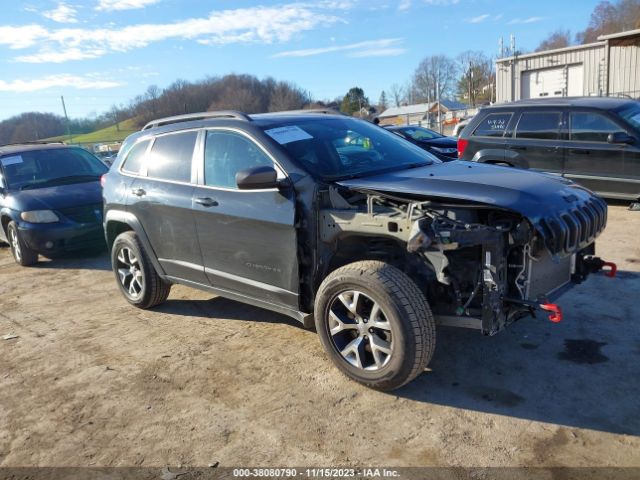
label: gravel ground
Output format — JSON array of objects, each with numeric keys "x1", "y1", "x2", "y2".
[{"x1": 0, "y1": 204, "x2": 639, "y2": 468}]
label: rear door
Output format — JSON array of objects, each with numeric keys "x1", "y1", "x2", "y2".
[
  {"x1": 191, "y1": 128, "x2": 299, "y2": 309},
  {"x1": 127, "y1": 129, "x2": 207, "y2": 284},
  {"x1": 564, "y1": 110, "x2": 630, "y2": 197},
  {"x1": 509, "y1": 109, "x2": 564, "y2": 174},
  {"x1": 463, "y1": 111, "x2": 514, "y2": 161}
]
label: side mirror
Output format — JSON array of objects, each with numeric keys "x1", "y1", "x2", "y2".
[
  {"x1": 607, "y1": 132, "x2": 635, "y2": 144},
  {"x1": 236, "y1": 165, "x2": 279, "y2": 190}
]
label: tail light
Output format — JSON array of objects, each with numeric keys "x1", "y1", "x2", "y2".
[
  {"x1": 457, "y1": 138, "x2": 469, "y2": 158},
  {"x1": 100, "y1": 174, "x2": 106, "y2": 188}
]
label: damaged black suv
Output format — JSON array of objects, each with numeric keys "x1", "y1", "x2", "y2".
[{"x1": 103, "y1": 110, "x2": 612, "y2": 391}]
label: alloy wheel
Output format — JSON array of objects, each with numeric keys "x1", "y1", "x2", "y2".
[
  {"x1": 9, "y1": 228, "x2": 21, "y2": 263},
  {"x1": 116, "y1": 247, "x2": 144, "y2": 298},
  {"x1": 327, "y1": 290, "x2": 394, "y2": 371}
]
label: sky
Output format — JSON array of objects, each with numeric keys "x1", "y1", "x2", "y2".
[{"x1": 0, "y1": 0, "x2": 603, "y2": 121}]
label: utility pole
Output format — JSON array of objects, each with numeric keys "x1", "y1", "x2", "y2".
[
  {"x1": 436, "y1": 79, "x2": 442, "y2": 135},
  {"x1": 60, "y1": 96, "x2": 73, "y2": 144}
]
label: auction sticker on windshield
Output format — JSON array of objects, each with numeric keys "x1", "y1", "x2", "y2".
[
  {"x1": 264, "y1": 126, "x2": 313, "y2": 144},
  {"x1": 1, "y1": 155, "x2": 24, "y2": 166}
]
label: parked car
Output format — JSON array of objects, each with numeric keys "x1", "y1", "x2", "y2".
[
  {"x1": 453, "y1": 118, "x2": 471, "y2": 137},
  {"x1": 383, "y1": 125, "x2": 458, "y2": 161},
  {"x1": 103, "y1": 110, "x2": 612, "y2": 390},
  {"x1": 458, "y1": 97, "x2": 640, "y2": 201},
  {"x1": 0, "y1": 143, "x2": 108, "y2": 265}
]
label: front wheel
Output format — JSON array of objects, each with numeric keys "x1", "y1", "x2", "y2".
[
  {"x1": 7, "y1": 221, "x2": 38, "y2": 266},
  {"x1": 315, "y1": 260, "x2": 436, "y2": 391},
  {"x1": 111, "y1": 231, "x2": 171, "y2": 309}
]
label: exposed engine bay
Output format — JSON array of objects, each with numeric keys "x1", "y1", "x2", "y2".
[{"x1": 317, "y1": 186, "x2": 613, "y2": 335}]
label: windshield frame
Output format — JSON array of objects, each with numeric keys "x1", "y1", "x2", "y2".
[
  {"x1": 1, "y1": 147, "x2": 108, "y2": 191},
  {"x1": 617, "y1": 103, "x2": 640, "y2": 131},
  {"x1": 260, "y1": 117, "x2": 439, "y2": 181}
]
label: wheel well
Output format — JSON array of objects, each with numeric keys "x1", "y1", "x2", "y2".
[
  {"x1": 106, "y1": 221, "x2": 133, "y2": 249},
  {"x1": 1, "y1": 215, "x2": 12, "y2": 237},
  {"x1": 322, "y1": 235, "x2": 434, "y2": 293}
]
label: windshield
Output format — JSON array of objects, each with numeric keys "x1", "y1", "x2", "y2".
[
  {"x1": 263, "y1": 117, "x2": 438, "y2": 179},
  {"x1": 400, "y1": 126, "x2": 443, "y2": 141},
  {"x1": 618, "y1": 104, "x2": 640, "y2": 130},
  {"x1": 1, "y1": 147, "x2": 108, "y2": 190}
]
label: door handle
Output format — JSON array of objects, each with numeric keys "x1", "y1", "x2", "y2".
[
  {"x1": 131, "y1": 188, "x2": 146, "y2": 196},
  {"x1": 570, "y1": 149, "x2": 590, "y2": 155},
  {"x1": 194, "y1": 197, "x2": 218, "y2": 207}
]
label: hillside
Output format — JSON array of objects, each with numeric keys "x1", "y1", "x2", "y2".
[{"x1": 44, "y1": 118, "x2": 139, "y2": 144}]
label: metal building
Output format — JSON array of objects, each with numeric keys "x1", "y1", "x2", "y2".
[{"x1": 496, "y1": 28, "x2": 640, "y2": 103}]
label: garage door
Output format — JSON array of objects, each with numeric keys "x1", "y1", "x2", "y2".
[{"x1": 521, "y1": 65, "x2": 584, "y2": 99}]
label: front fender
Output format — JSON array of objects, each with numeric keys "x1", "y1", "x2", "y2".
[
  {"x1": 104, "y1": 209, "x2": 167, "y2": 277},
  {"x1": 0, "y1": 207, "x2": 19, "y2": 242}
]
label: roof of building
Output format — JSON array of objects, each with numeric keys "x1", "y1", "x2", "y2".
[
  {"x1": 379, "y1": 100, "x2": 468, "y2": 118},
  {"x1": 598, "y1": 28, "x2": 640, "y2": 41}
]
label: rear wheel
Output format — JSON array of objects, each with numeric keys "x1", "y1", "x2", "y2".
[
  {"x1": 111, "y1": 231, "x2": 171, "y2": 309},
  {"x1": 315, "y1": 260, "x2": 435, "y2": 391},
  {"x1": 8, "y1": 221, "x2": 38, "y2": 266}
]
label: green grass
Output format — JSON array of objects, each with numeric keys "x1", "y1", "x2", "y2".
[{"x1": 42, "y1": 118, "x2": 140, "y2": 144}]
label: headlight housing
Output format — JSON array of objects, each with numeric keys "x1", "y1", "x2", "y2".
[
  {"x1": 431, "y1": 146, "x2": 458, "y2": 155},
  {"x1": 20, "y1": 210, "x2": 59, "y2": 223}
]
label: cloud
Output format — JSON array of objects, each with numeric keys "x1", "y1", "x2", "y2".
[
  {"x1": 398, "y1": 0, "x2": 411, "y2": 11},
  {"x1": 508, "y1": 16, "x2": 544, "y2": 25},
  {"x1": 0, "y1": 74, "x2": 123, "y2": 92},
  {"x1": 349, "y1": 48, "x2": 407, "y2": 57},
  {"x1": 95, "y1": 0, "x2": 161, "y2": 11},
  {"x1": 467, "y1": 13, "x2": 490, "y2": 24},
  {"x1": 0, "y1": 4, "x2": 342, "y2": 63},
  {"x1": 273, "y1": 38, "x2": 404, "y2": 58},
  {"x1": 42, "y1": 3, "x2": 78, "y2": 23}
]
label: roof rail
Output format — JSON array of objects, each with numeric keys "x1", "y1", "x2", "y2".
[
  {"x1": 142, "y1": 110, "x2": 252, "y2": 130},
  {"x1": 269, "y1": 108, "x2": 345, "y2": 116},
  {"x1": 0, "y1": 141, "x2": 66, "y2": 147}
]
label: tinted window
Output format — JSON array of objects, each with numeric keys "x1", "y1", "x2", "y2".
[
  {"x1": 261, "y1": 117, "x2": 436, "y2": 180},
  {"x1": 618, "y1": 104, "x2": 640, "y2": 130},
  {"x1": 570, "y1": 112, "x2": 624, "y2": 142},
  {"x1": 146, "y1": 131, "x2": 197, "y2": 182},
  {"x1": 121, "y1": 140, "x2": 150, "y2": 174},
  {"x1": 515, "y1": 112, "x2": 561, "y2": 140},
  {"x1": 204, "y1": 131, "x2": 274, "y2": 189},
  {"x1": 472, "y1": 113, "x2": 512, "y2": 137},
  {"x1": 1, "y1": 147, "x2": 107, "y2": 190},
  {"x1": 400, "y1": 126, "x2": 441, "y2": 140}
]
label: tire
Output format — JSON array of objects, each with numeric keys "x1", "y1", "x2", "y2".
[
  {"x1": 7, "y1": 221, "x2": 38, "y2": 266},
  {"x1": 314, "y1": 260, "x2": 435, "y2": 391},
  {"x1": 111, "y1": 231, "x2": 171, "y2": 309}
]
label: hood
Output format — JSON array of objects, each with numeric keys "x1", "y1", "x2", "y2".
[
  {"x1": 7, "y1": 181, "x2": 102, "y2": 212},
  {"x1": 338, "y1": 161, "x2": 607, "y2": 256}
]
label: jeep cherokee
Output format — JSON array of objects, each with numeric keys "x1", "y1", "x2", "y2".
[{"x1": 103, "y1": 110, "x2": 613, "y2": 390}]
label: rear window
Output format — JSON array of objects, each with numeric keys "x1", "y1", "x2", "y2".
[
  {"x1": 146, "y1": 131, "x2": 197, "y2": 183},
  {"x1": 515, "y1": 111, "x2": 561, "y2": 140},
  {"x1": 472, "y1": 112, "x2": 512, "y2": 137},
  {"x1": 121, "y1": 140, "x2": 150, "y2": 174}
]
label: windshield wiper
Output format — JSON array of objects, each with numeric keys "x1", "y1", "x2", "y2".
[{"x1": 20, "y1": 175, "x2": 101, "y2": 190}]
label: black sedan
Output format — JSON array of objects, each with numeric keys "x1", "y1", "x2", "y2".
[
  {"x1": 384, "y1": 125, "x2": 458, "y2": 161},
  {"x1": 0, "y1": 143, "x2": 108, "y2": 266}
]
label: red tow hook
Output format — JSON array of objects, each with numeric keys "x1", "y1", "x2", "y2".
[
  {"x1": 602, "y1": 261, "x2": 617, "y2": 278},
  {"x1": 540, "y1": 303, "x2": 563, "y2": 323}
]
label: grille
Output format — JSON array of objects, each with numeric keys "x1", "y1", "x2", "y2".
[
  {"x1": 539, "y1": 196, "x2": 607, "y2": 256},
  {"x1": 58, "y1": 203, "x2": 103, "y2": 224}
]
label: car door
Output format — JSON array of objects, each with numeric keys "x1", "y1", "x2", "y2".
[
  {"x1": 509, "y1": 109, "x2": 564, "y2": 174},
  {"x1": 127, "y1": 129, "x2": 208, "y2": 284},
  {"x1": 191, "y1": 128, "x2": 299, "y2": 309},
  {"x1": 564, "y1": 110, "x2": 630, "y2": 197}
]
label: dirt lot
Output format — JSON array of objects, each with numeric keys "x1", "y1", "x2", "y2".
[{"x1": 0, "y1": 204, "x2": 639, "y2": 468}]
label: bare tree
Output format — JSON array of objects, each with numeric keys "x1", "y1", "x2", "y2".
[
  {"x1": 389, "y1": 83, "x2": 406, "y2": 107},
  {"x1": 456, "y1": 51, "x2": 494, "y2": 106},
  {"x1": 536, "y1": 29, "x2": 572, "y2": 52},
  {"x1": 577, "y1": 0, "x2": 640, "y2": 43},
  {"x1": 411, "y1": 55, "x2": 458, "y2": 103}
]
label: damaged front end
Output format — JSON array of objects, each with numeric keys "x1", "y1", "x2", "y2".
[{"x1": 320, "y1": 185, "x2": 612, "y2": 336}]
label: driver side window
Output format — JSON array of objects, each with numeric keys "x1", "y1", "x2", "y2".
[{"x1": 204, "y1": 131, "x2": 275, "y2": 189}]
